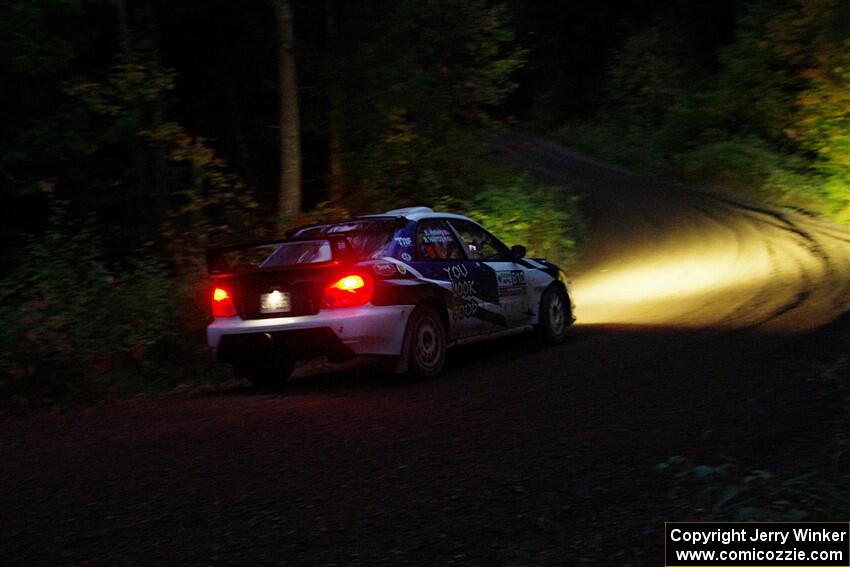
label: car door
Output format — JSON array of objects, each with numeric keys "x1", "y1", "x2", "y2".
[
  {"x1": 448, "y1": 219, "x2": 534, "y2": 333},
  {"x1": 409, "y1": 219, "x2": 483, "y2": 339}
]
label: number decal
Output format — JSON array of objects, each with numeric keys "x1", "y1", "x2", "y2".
[{"x1": 496, "y1": 270, "x2": 527, "y2": 297}]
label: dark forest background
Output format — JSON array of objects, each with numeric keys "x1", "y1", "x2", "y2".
[{"x1": 0, "y1": 0, "x2": 847, "y2": 404}]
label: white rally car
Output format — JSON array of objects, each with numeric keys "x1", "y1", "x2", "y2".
[{"x1": 206, "y1": 207, "x2": 575, "y2": 386}]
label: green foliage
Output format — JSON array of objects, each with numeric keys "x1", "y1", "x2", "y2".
[
  {"x1": 0, "y1": 1, "x2": 80, "y2": 75},
  {"x1": 352, "y1": 128, "x2": 507, "y2": 210},
  {"x1": 338, "y1": 0, "x2": 525, "y2": 131},
  {"x1": 554, "y1": 0, "x2": 850, "y2": 223},
  {"x1": 464, "y1": 181, "x2": 581, "y2": 267},
  {"x1": 344, "y1": 121, "x2": 584, "y2": 269},
  {"x1": 334, "y1": 0, "x2": 527, "y2": 210},
  {"x1": 606, "y1": 25, "x2": 687, "y2": 126},
  {"x1": 433, "y1": 178, "x2": 582, "y2": 267},
  {"x1": 658, "y1": 352, "x2": 850, "y2": 522},
  {"x1": 816, "y1": 353, "x2": 850, "y2": 453},
  {"x1": 0, "y1": 1, "x2": 91, "y2": 199},
  {"x1": 673, "y1": 138, "x2": 785, "y2": 193},
  {"x1": 658, "y1": 456, "x2": 849, "y2": 520},
  {"x1": 0, "y1": 203, "x2": 180, "y2": 404},
  {"x1": 0, "y1": 34, "x2": 264, "y2": 406},
  {"x1": 790, "y1": 23, "x2": 850, "y2": 219},
  {"x1": 555, "y1": 119, "x2": 668, "y2": 175},
  {"x1": 140, "y1": 120, "x2": 261, "y2": 265},
  {"x1": 68, "y1": 58, "x2": 261, "y2": 259}
]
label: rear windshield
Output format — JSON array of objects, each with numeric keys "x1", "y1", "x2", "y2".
[
  {"x1": 260, "y1": 240, "x2": 333, "y2": 268},
  {"x1": 291, "y1": 220, "x2": 395, "y2": 260},
  {"x1": 212, "y1": 240, "x2": 334, "y2": 272},
  {"x1": 208, "y1": 220, "x2": 398, "y2": 274}
]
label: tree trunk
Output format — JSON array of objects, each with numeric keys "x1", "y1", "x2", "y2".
[
  {"x1": 276, "y1": 0, "x2": 302, "y2": 219},
  {"x1": 113, "y1": 0, "x2": 132, "y2": 57},
  {"x1": 113, "y1": 0, "x2": 143, "y2": 249},
  {"x1": 325, "y1": 0, "x2": 345, "y2": 204},
  {"x1": 141, "y1": 1, "x2": 169, "y2": 224}
]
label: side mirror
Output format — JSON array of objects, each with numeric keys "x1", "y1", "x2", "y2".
[{"x1": 510, "y1": 244, "x2": 526, "y2": 261}]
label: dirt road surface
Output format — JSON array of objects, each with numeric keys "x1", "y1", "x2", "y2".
[{"x1": 1, "y1": 136, "x2": 848, "y2": 565}]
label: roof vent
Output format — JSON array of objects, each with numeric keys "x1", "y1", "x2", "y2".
[{"x1": 384, "y1": 206, "x2": 433, "y2": 216}]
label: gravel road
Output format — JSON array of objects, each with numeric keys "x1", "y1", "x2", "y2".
[{"x1": 2, "y1": 136, "x2": 848, "y2": 565}]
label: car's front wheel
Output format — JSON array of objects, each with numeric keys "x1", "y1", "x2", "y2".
[
  {"x1": 235, "y1": 353, "x2": 295, "y2": 388},
  {"x1": 406, "y1": 305, "x2": 447, "y2": 378},
  {"x1": 538, "y1": 286, "x2": 569, "y2": 344}
]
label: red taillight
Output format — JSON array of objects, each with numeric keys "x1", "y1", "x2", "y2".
[
  {"x1": 211, "y1": 286, "x2": 237, "y2": 317},
  {"x1": 322, "y1": 273, "x2": 373, "y2": 308}
]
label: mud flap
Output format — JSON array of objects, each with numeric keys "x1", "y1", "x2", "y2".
[{"x1": 392, "y1": 316, "x2": 414, "y2": 374}]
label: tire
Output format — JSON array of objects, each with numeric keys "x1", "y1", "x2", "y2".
[
  {"x1": 538, "y1": 286, "x2": 569, "y2": 345},
  {"x1": 235, "y1": 352, "x2": 295, "y2": 389},
  {"x1": 406, "y1": 305, "x2": 447, "y2": 379}
]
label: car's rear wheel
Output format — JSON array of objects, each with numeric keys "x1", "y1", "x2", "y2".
[
  {"x1": 406, "y1": 305, "x2": 447, "y2": 378},
  {"x1": 539, "y1": 286, "x2": 569, "y2": 345},
  {"x1": 235, "y1": 352, "x2": 295, "y2": 388}
]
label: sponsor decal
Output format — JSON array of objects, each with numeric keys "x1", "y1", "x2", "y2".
[
  {"x1": 440, "y1": 263, "x2": 485, "y2": 322},
  {"x1": 401, "y1": 252, "x2": 412, "y2": 261},
  {"x1": 422, "y1": 227, "x2": 454, "y2": 244},
  {"x1": 442, "y1": 263, "x2": 469, "y2": 281},
  {"x1": 394, "y1": 236, "x2": 413, "y2": 247},
  {"x1": 496, "y1": 270, "x2": 527, "y2": 297},
  {"x1": 496, "y1": 270, "x2": 525, "y2": 286},
  {"x1": 372, "y1": 263, "x2": 396, "y2": 276}
]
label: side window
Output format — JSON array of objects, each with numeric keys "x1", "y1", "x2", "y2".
[
  {"x1": 449, "y1": 220, "x2": 510, "y2": 262},
  {"x1": 415, "y1": 220, "x2": 463, "y2": 261}
]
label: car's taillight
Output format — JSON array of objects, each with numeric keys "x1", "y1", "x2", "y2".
[
  {"x1": 211, "y1": 286, "x2": 237, "y2": 317},
  {"x1": 322, "y1": 273, "x2": 373, "y2": 308}
]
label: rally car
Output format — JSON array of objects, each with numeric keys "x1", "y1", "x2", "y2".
[{"x1": 206, "y1": 206, "x2": 575, "y2": 386}]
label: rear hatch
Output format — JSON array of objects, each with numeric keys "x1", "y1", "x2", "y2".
[
  {"x1": 208, "y1": 238, "x2": 349, "y2": 319},
  {"x1": 206, "y1": 220, "x2": 398, "y2": 320}
]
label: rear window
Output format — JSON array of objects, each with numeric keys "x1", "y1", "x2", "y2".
[
  {"x1": 211, "y1": 240, "x2": 335, "y2": 273},
  {"x1": 208, "y1": 220, "x2": 398, "y2": 274},
  {"x1": 260, "y1": 240, "x2": 333, "y2": 268},
  {"x1": 291, "y1": 220, "x2": 395, "y2": 260}
]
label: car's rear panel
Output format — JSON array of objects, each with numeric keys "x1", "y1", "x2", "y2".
[
  {"x1": 205, "y1": 222, "x2": 419, "y2": 360},
  {"x1": 216, "y1": 264, "x2": 339, "y2": 320}
]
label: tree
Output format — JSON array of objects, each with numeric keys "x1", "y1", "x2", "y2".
[
  {"x1": 606, "y1": 25, "x2": 687, "y2": 127},
  {"x1": 276, "y1": 0, "x2": 302, "y2": 219},
  {"x1": 326, "y1": 0, "x2": 526, "y2": 209},
  {"x1": 324, "y1": 0, "x2": 345, "y2": 205},
  {"x1": 784, "y1": 0, "x2": 850, "y2": 216}
]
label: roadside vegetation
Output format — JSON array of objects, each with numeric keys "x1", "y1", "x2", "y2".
[
  {"x1": 0, "y1": 1, "x2": 581, "y2": 406},
  {"x1": 658, "y1": 344, "x2": 850, "y2": 521},
  {"x1": 658, "y1": 453, "x2": 849, "y2": 521},
  {"x1": 551, "y1": 0, "x2": 849, "y2": 223}
]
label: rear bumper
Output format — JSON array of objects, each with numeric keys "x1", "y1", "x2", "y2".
[{"x1": 207, "y1": 304, "x2": 412, "y2": 359}]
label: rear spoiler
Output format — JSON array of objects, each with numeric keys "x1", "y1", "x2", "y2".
[{"x1": 206, "y1": 236, "x2": 360, "y2": 275}]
